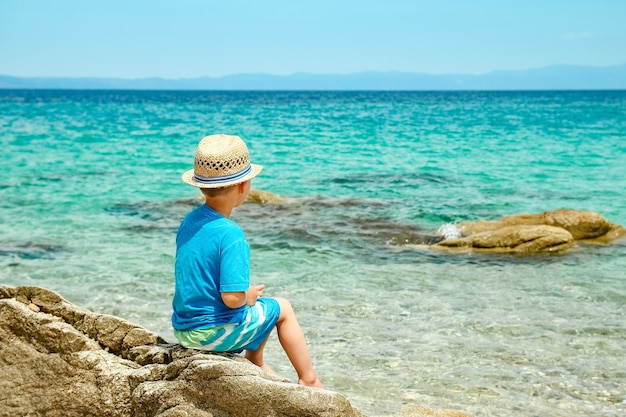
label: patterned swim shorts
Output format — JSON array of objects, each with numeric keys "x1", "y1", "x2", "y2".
[{"x1": 174, "y1": 298, "x2": 281, "y2": 353}]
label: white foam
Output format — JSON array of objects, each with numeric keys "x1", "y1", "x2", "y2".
[{"x1": 437, "y1": 222, "x2": 462, "y2": 240}]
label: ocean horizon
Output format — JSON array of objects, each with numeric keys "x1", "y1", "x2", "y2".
[
  {"x1": 2, "y1": 61, "x2": 626, "y2": 91},
  {"x1": 1, "y1": 89, "x2": 625, "y2": 416}
]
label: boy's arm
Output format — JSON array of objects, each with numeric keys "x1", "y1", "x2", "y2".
[{"x1": 221, "y1": 284, "x2": 265, "y2": 308}]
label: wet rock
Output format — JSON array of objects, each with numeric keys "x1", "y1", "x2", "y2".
[
  {"x1": 461, "y1": 209, "x2": 613, "y2": 240},
  {"x1": 0, "y1": 285, "x2": 468, "y2": 417},
  {"x1": 436, "y1": 225, "x2": 574, "y2": 252},
  {"x1": 434, "y1": 209, "x2": 625, "y2": 253}
]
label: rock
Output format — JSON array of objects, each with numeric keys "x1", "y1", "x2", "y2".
[
  {"x1": 245, "y1": 189, "x2": 286, "y2": 204},
  {"x1": 0, "y1": 285, "x2": 467, "y2": 417},
  {"x1": 436, "y1": 225, "x2": 574, "y2": 253},
  {"x1": 591, "y1": 223, "x2": 626, "y2": 243},
  {"x1": 434, "y1": 209, "x2": 625, "y2": 253},
  {"x1": 499, "y1": 209, "x2": 612, "y2": 240}
]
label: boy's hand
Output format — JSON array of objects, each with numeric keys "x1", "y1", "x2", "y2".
[{"x1": 246, "y1": 284, "x2": 265, "y2": 306}]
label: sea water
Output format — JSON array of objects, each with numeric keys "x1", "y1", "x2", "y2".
[{"x1": 1, "y1": 90, "x2": 625, "y2": 416}]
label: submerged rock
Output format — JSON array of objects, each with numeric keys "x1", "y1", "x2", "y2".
[
  {"x1": 0, "y1": 240, "x2": 65, "y2": 260},
  {"x1": 246, "y1": 189, "x2": 286, "y2": 204},
  {"x1": 0, "y1": 285, "x2": 468, "y2": 417},
  {"x1": 433, "y1": 209, "x2": 625, "y2": 253}
]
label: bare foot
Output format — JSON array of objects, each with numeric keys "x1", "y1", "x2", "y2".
[
  {"x1": 298, "y1": 376, "x2": 324, "y2": 389},
  {"x1": 259, "y1": 363, "x2": 276, "y2": 374}
]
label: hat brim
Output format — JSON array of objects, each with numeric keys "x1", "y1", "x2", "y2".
[{"x1": 182, "y1": 164, "x2": 263, "y2": 188}]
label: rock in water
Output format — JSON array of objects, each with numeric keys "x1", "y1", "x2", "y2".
[
  {"x1": 499, "y1": 209, "x2": 612, "y2": 240},
  {"x1": 434, "y1": 209, "x2": 625, "y2": 253},
  {"x1": 245, "y1": 189, "x2": 286, "y2": 204},
  {"x1": 436, "y1": 225, "x2": 574, "y2": 252}
]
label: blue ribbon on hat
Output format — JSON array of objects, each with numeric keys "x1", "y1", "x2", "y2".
[{"x1": 193, "y1": 164, "x2": 252, "y2": 184}]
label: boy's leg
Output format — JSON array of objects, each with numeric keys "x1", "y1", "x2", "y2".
[
  {"x1": 274, "y1": 297, "x2": 323, "y2": 388},
  {"x1": 245, "y1": 335, "x2": 275, "y2": 374}
]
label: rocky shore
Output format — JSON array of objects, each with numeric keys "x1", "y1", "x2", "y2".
[{"x1": 0, "y1": 285, "x2": 468, "y2": 417}]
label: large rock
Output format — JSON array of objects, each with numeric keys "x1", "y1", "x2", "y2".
[
  {"x1": 436, "y1": 224, "x2": 575, "y2": 252},
  {"x1": 0, "y1": 285, "x2": 468, "y2": 417},
  {"x1": 434, "y1": 209, "x2": 625, "y2": 253},
  {"x1": 459, "y1": 209, "x2": 614, "y2": 240}
]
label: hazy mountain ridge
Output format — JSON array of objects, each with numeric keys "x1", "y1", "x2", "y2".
[{"x1": 1, "y1": 63, "x2": 625, "y2": 90}]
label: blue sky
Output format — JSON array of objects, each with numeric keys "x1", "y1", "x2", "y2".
[{"x1": 1, "y1": 0, "x2": 625, "y2": 78}]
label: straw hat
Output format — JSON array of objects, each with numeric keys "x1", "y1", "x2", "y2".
[{"x1": 182, "y1": 134, "x2": 263, "y2": 188}]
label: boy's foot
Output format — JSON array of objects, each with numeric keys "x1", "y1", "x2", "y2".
[
  {"x1": 298, "y1": 376, "x2": 324, "y2": 389},
  {"x1": 260, "y1": 363, "x2": 276, "y2": 374}
]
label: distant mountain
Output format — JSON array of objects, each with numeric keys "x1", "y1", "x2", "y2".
[{"x1": 1, "y1": 63, "x2": 626, "y2": 90}]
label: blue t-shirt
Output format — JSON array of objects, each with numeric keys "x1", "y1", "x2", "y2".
[{"x1": 172, "y1": 204, "x2": 250, "y2": 330}]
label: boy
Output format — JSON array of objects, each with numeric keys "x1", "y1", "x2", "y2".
[{"x1": 172, "y1": 134, "x2": 322, "y2": 388}]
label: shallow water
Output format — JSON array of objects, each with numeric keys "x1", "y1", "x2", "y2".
[{"x1": 1, "y1": 90, "x2": 625, "y2": 416}]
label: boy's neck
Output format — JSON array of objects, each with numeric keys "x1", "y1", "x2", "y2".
[
  {"x1": 204, "y1": 197, "x2": 235, "y2": 218},
  {"x1": 203, "y1": 182, "x2": 249, "y2": 218}
]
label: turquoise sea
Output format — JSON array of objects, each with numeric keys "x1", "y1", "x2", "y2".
[{"x1": 1, "y1": 90, "x2": 625, "y2": 416}]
